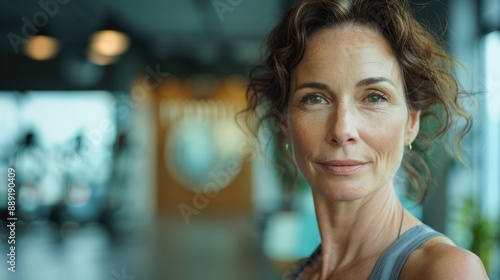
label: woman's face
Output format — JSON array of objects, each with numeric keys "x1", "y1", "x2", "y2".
[{"x1": 283, "y1": 24, "x2": 420, "y2": 201}]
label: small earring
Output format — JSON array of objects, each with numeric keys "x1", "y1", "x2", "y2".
[
  {"x1": 285, "y1": 143, "x2": 290, "y2": 150},
  {"x1": 409, "y1": 143, "x2": 412, "y2": 151}
]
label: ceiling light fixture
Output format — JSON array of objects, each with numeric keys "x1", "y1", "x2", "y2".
[
  {"x1": 24, "y1": 35, "x2": 60, "y2": 61},
  {"x1": 89, "y1": 29, "x2": 130, "y2": 57}
]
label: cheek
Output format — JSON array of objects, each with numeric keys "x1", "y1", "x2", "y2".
[
  {"x1": 362, "y1": 113, "x2": 407, "y2": 162},
  {"x1": 287, "y1": 113, "x2": 326, "y2": 162},
  {"x1": 289, "y1": 123, "x2": 314, "y2": 158}
]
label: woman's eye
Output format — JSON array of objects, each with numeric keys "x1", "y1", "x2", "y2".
[
  {"x1": 365, "y1": 92, "x2": 387, "y2": 104},
  {"x1": 301, "y1": 94, "x2": 326, "y2": 105}
]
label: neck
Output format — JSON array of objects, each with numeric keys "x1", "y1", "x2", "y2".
[{"x1": 313, "y1": 181, "x2": 404, "y2": 277}]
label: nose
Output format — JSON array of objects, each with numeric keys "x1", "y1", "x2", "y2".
[{"x1": 327, "y1": 104, "x2": 359, "y2": 146}]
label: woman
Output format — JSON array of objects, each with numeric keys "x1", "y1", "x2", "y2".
[{"x1": 244, "y1": 0, "x2": 489, "y2": 279}]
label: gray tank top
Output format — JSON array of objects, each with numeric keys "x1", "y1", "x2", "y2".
[{"x1": 290, "y1": 224, "x2": 445, "y2": 280}]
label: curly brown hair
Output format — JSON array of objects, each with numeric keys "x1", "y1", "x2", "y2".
[{"x1": 242, "y1": 0, "x2": 472, "y2": 203}]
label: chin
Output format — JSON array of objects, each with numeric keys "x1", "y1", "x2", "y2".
[{"x1": 310, "y1": 180, "x2": 371, "y2": 202}]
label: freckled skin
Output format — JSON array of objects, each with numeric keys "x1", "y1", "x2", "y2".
[
  {"x1": 283, "y1": 24, "x2": 420, "y2": 202},
  {"x1": 279, "y1": 23, "x2": 489, "y2": 280}
]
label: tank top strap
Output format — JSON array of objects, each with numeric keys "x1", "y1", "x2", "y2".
[
  {"x1": 290, "y1": 224, "x2": 444, "y2": 280},
  {"x1": 368, "y1": 224, "x2": 445, "y2": 280}
]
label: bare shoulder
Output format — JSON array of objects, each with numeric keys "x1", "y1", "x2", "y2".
[{"x1": 402, "y1": 237, "x2": 489, "y2": 280}]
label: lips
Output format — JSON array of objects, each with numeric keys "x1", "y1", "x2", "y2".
[{"x1": 318, "y1": 160, "x2": 366, "y2": 175}]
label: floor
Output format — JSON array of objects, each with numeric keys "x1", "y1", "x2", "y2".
[{"x1": 0, "y1": 215, "x2": 287, "y2": 280}]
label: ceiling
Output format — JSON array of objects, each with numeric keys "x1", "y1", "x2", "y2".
[
  {"x1": 0, "y1": 0, "x2": 288, "y2": 90},
  {"x1": 0, "y1": 0, "x2": 284, "y2": 58},
  {"x1": 0, "y1": 0, "x2": 449, "y2": 90}
]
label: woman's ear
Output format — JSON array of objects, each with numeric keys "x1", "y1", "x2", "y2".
[{"x1": 406, "y1": 110, "x2": 421, "y2": 144}]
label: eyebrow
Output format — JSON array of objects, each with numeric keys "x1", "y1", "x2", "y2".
[
  {"x1": 295, "y1": 82, "x2": 330, "y2": 91},
  {"x1": 355, "y1": 77, "x2": 395, "y2": 88},
  {"x1": 294, "y1": 77, "x2": 395, "y2": 92}
]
